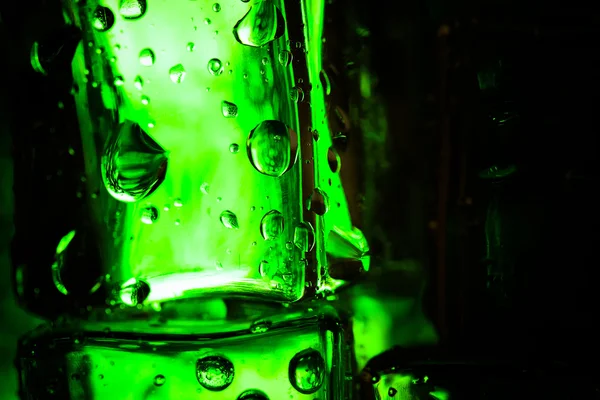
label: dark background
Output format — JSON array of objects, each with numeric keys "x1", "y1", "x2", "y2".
[
  {"x1": 1, "y1": 0, "x2": 599, "y2": 398},
  {"x1": 330, "y1": 0, "x2": 600, "y2": 363}
]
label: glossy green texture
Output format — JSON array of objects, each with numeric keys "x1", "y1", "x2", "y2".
[
  {"x1": 17, "y1": 303, "x2": 346, "y2": 399},
  {"x1": 69, "y1": 0, "x2": 307, "y2": 304},
  {"x1": 55, "y1": 0, "x2": 368, "y2": 309}
]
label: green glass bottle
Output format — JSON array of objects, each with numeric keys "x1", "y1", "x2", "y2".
[{"x1": 15, "y1": 0, "x2": 369, "y2": 398}]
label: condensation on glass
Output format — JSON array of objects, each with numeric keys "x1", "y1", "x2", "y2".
[
  {"x1": 16, "y1": 0, "x2": 367, "y2": 398},
  {"x1": 34, "y1": 0, "x2": 372, "y2": 310}
]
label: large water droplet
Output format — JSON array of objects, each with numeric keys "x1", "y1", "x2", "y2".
[
  {"x1": 196, "y1": 356, "x2": 234, "y2": 391},
  {"x1": 101, "y1": 121, "x2": 168, "y2": 203},
  {"x1": 221, "y1": 100, "x2": 238, "y2": 118},
  {"x1": 119, "y1": 0, "x2": 147, "y2": 19},
  {"x1": 153, "y1": 374, "x2": 166, "y2": 386},
  {"x1": 220, "y1": 210, "x2": 239, "y2": 229},
  {"x1": 91, "y1": 6, "x2": 115, "y2": 32},
  {"x1": 289, "y1": 349, "x2": 325, "y2": 394},
  {"x1": 139, "y1": 48, "x2": 155, "y2": 66},
  {"x1": 293, "y1": 222, "x2": 315, "y2": 252},
  {"x1": 169, "y1": 64, "x2": 186, "y2": 83},
  {"x1": 51, "y1": 230, "x2": 103, "y2": 297},
  {"x1": 260, "y1": 210, "x2": 284, "y2": 240},
  {"x1": 119, "y1": 279, "x2": 150, "y2": 306},
  {"x1": 247, "y1": 120, "x2": 298, "y2": 177},
  {"x1": 237, "y1": 390, "x2": 269, "y2": 400},
  {"x1": 208, "y1": 58, "x2": 224, "y2": 76},
  {"x1": 141, "y1": 205, "x2": 159, "y2": 224},
  {"x1": 307, "y1": 188, "x2": 329, "y2": 215},
  {"x1": 212, "y1": 3, "x2": 221, "y2": 12},
  {"x1": 278, "y1": 50, "x2": 292, "y2": 67},
  {"x1": 233, "y1": 2, "x2": 285, "y2": 47}
]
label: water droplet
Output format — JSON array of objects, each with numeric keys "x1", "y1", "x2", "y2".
[
  {"x1": 102, "y1": 121, "x2": 167, "y2": 202},
  {"x1": 204, "y1": 18, "x2": 212, "y2": 25},
  {"x1": 216, "y1": 196, "x2": 222, "y2": 202},
  {"x1": 278, "y1": 50, "x2": 292, "y2": 66},
  {"x1": 119, "y1": 0, "x2": 147, "y2": 19},
  {"x1": 196, "y1": 356, "x2": 234, "y2": 391},
  {"x1": 229, "y1": 143, "x2": 240, "y2": 153},
  {"x1": 320, "y1": 69, "x2": 331, "y2": 95},
  {"x1": 388, "y1": 387, "x2": 398, "y2": 396},
  {"x1": 173, "y1": 198, "x2": 183, "y2": 207},
  {"x1": 154, "y1": 374, "x2": 166, "y2": 386},
  {"x1": 119, "y1": 279, "x2": 150, "y2": 306},
  {"x1": 260, "y1": 210, "x2": 284, "y2": 240},
  {"x1": 141, "y1": 95, "x2": 150, "y2": 105},
  {"x1": 290, "y1": 86, "x2": 304, "y2": 103},
  {"x1": 261, "y1": 57, "x2": 269, "y2": 65},
  {"x1": 169, "y1": 64, "x2": 186, "y2": 83},
  {"x1": 208, "y1": 58, "x2": 224, "y2": 76},
  {"x1": 186, "y1": 42, "x2": 195, "y2": 52},
  {"x1": 134, "y1": 75, "x2": 144, "y2": 90},
  {"x1": 221, "y1": 100, "x2": 238, "y2": 118},
  {"x1": 311, "y1": 129, "x2": 320, "y2": 142},
  {"x1": 141, "y1": 206, "x2": 159, "y2": 224},
  {"x1": 174, "y1": 219, "x2": 181, "y2": 225},
  {"x1": 247, "y1": 120, "x2": 298, "y2": 177},
  {"x1": 289, "y1": 349, "x2": 325, "y2": 394},
  {"x1": 51, "y1": 230, "x2": 77, "y2": 295},
  {"x1": 212, "y1": 3, "x2": 221, "y2": 12},
  {"x1": 139, "y1": 48, "x2": 155, "y2": 66},
  {"x1": 200, "y1": 182, "x2": 210, "y2": 194},
  {"x1": 307, "y1": 188, "x2": 329, "y2": 215},
  {"x1": 113, "y1": 76, "x2": 125, "y2": 86},
  {"x1": 215, "y1": 261, "x2": 223, "y2": 270},
  {"x1": 220, "y1": 210, "x2": 239, "y2": 229},
  {"x1": 294, "y1": 222, "x2": 315, "y2": 252},
  {"x1": 91, "y1": 6, "x2": 115, "y2": 32},
  {"x1": 328, "y1": 147, "x2": 340, "y2": 172},
  {"x1": 259, "y1": 260, "x2": 270, "y2": 278},
  {"x1": 238, "y1": 390, "x2": 269, "y2": 400},
  {"x1": 233, "y1": 2, "x2": 285, "y2": 47},
  {"x1": 250, "y1": 320, "x2": 272, "y2": 333}
]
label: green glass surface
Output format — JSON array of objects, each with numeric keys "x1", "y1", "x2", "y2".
[
  {"x1": 39, "y1": 0, "x2": 370, "y2": 310},
  {"x1": 18, "y1": 302, "x2": 350, "y2": 399},
  {"x1": 17, "y1": 0, "x2": 370, "y2": 398}
]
